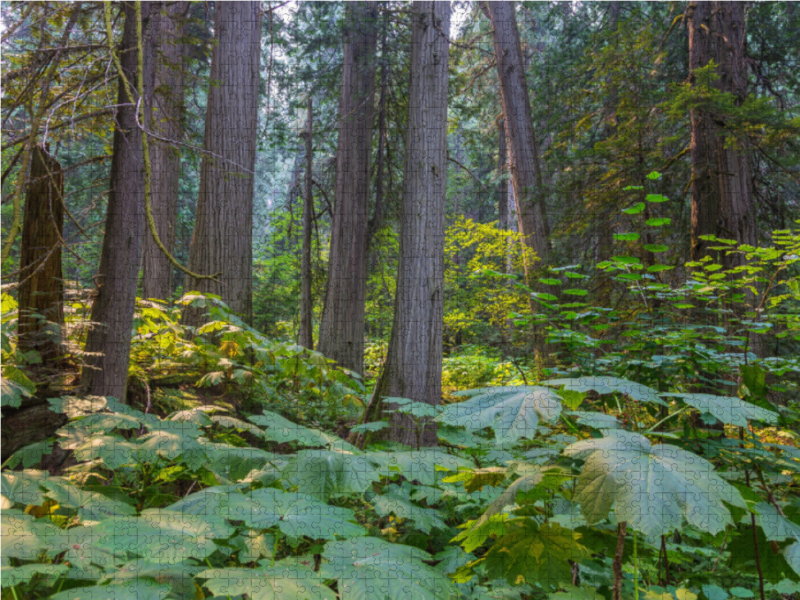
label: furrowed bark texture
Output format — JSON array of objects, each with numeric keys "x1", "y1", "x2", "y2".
[
  {"x1": 365, "y1": 1, "x2": 450, "y2": 447},
  {"x1": 483, "y1": 1, "x2": 549, "y2": 266},
  {"x1": 317, "y1": 1, "x2": 378, "y2": 375},
  {"x1": 299, "y1": 98, "x2": 314, "y2": 349},
  {"x1": 689, "y1": 1, "x2": 757, "y2": 265},
  {"x1": 141, "y1": 1, "x2": 188, "y2": 301},
  {"x1": 183, "y1": 2, "x2": 261, "y2": 326},
  {"x1": 81, "y1": 2, "x2": 156, "y2": 402},
  {"x1": 18, "y1": 146, "x2": 64, "y2": 361}
]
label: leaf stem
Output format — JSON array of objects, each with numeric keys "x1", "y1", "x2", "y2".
[{"x1": 645, "y1": 406, "x2": 689, "y2": 434}]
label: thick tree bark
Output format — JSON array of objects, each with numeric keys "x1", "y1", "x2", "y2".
[
  {"x1": 182, "y1": 2, "x2": 261, "y2": 327},
  {"x1": 363, "y1": 1, "x2": 450, "y2": 448},
  {"x1": 497, "y1": 119, "x2": 508, "y2": 231},
  {"x1": 299, "y1": 98, "x2": 314, "y2": 349},
  {"x1": 689, "y1": 1, "x2": 757, "y2": 265},
  {"x1": 367, "y1": 13, "x2": 389, "y2": 251},
  {"x1": 81, "y1": 2, "x2": 156, "y2": 402},
  {"x1": 18, "y1": 146, "x2": 64, "y2": 361},
  {"x1": 482, "y1": 1, "x2": 550, "y2": 268},
  {"x1": 317, "y1": 1, "x2": 378, "y2": 375},
  {"x1": 141, "y1": 1, "x2": 188, "y2": 301}
]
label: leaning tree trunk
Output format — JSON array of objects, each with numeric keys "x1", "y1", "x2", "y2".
[
  {"x1": 482, "y1": 1, "x2": 549, "y2": 269},
  {"x1": 18, "y1": 145, "x2": 64, "y2": 361},
  {"x1": 141, "y1": 1, "x2": 188, "y2": 302},
  {"x1": 317, "y1": 1, "x2": 378, "y2": 375},
  {"x1": 363, "y1": 1, "x2": 450, "y2": 448},
  {"x1": 182, "y1": 2, "x2": 261, "y2": 327},
  {"x1": 81, "y1": 2, "x2": 156, "y2": 402},
  {"x1": 298, "y1": 98, "x2": 314, "y2": 350}
]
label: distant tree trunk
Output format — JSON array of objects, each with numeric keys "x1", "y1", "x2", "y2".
[
  {"x1": 141, "y1": 1, "x2": 188, "y2": 301},
  {"x1": 182, "y1": 2, "x2": 261, "y2": 327},
  {"x1": 18, "y1": 146, "x2": 64, "y2": 361},
  {"x1": 497, "y1": 119, "x2": 508, "y2": 230},
  {"x1": 299, "y1": 98, "x2": 314, "y2": 349},
  {"x1": 367, "y1": 12, "x2": 389, "y2": 250},
  {"x1": 81, "y1": 2, "x2": 156, "y2": 402},
  {"x1": 596, "y1": 0, "x2": 620, "y2": 307},
  {"x1": 689, "y1": 1, "x2": 757, "y2": 265},
  {"x1": 363, "y1": 1, "x2": 450, "y2": 448},
  {"x1": 317, "y1": 1, "x2": 378, "y2": 375},
  {"x1": 482, "y1": 1, "x2": 549, "y2": 270}
]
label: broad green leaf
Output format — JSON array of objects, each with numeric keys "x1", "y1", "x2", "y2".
[
  {"x1": 646, "y1": 193, "x2": 668, "y2": 202},
  {"x1": 646, "y1": 218, "x2": 671, "y2": 226},
  {"x1": 434, "y1": 547, "x2": 474, "y2": 574},
  {"x1": 3, "y1": 440, "x2": 55, "y2": 469},
  {"x1": 135, "y1": 430, "x2": 208, "y2": 470},
  {"x1": 384, "y1": 396, "x2": 440, "y2": 418},
  {"x1": 754, "y1": 502, "x2": 800, "y2": 541},
  {"x1": 471, "y1": 521, "x2": 590, "y2": 589},
  {"x1": 438, "y1": 386, "x2": 562, "y2": 444},
  {"x1": 614, "y1": 233, "x2": 640, "y2": 242},
  {"x1": 90, "y1": 511, "x2": 233, "y2": 563},
  {"x1": 366, "y1": 450, "x2": 473, "y2": 486},
  {"x1": 48, "y1": 580, "x2": 171, "y2": 600},
  {"x1": 567, "y1": 411, "x2": 620, "y2": 430},
  {"x1": 1, "y1": 470, "x2": 56, "y2": 506},
  {"x1": 644, "y1": 244, "x2": 668, "y2": 253},
  {"x1": 647, "y1": 264, "x2": 674, "y2": 272},
  {"x1": 73, "y1": 435, "x2": 140, "y2": 469},
  {"x1": 282, "y1": 450, "x2": 379, "y2": 500},
  {"x1": 41, "y1": 479, "x2": 136, "y2": 520},
  {"x1": 321, "y1": 537, "x2": 459, "y2": 600},
  {"x1": 542, "y1": 377, "x2": 667, "y2": 406},
  {"x1": 0, "y1": 376, "x2": 32, "y2": 408},
  {"x1": 0, "y1": 563, "x2": 68, "y2": 586},
  {"x1": 623, "y1": 203, "x2": 645, "y2": 215},
  {"x1": 564, "y1": 431, "x2": 745, "y2": 537},
  {"x1": 200, "y1": 439, "x2": 275, "y2": 481},
  {"x1": 105, "y1": 560, "x2": 202, "y2": 600},
  {"x1": 198, "y1": 564, "x2": 333, "y2": 600},
  {"x1": 211, "y1": 415, "x2": 266, "y2": 437},
  {"x1": 453, "y1": 513, "x2": 509, "y2": 553},
  {"x1": 660, "y1": 393, "x2": 777, "y2": 427},
  {"x1": 373, "y1": 492, "x2": 447, "y2": 533},
  {"x1": 246, "y1": 487, "x2": 365, "y2": 539},
  {"x1": 248, "y1": 410, "x2": 347, "y2": 448}
]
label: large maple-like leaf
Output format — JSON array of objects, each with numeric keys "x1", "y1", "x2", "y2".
[
  {"x1": 198, "y1": 563, "x2": 334, "y2": 600},
  {"x1": 320, "y1": 537, "x2": 460, "y2": 600},
  {"x1": 438, "y1": 386, "x2": 562, "y2": 444},
  {"x1": 281, "y1": 450, "x2": 379, "y2": 500},
  {"x1": 660, "y1": 392, "x2": 778, "y2": 427},
  {"x1": 542, "y1": 376, "x2": 667, "y2": 406},
  {"x1": 564, "y1": 431, "x2": 745, "y2": 537},
  {"x1": 468, "y1": 521, "x2": 591, "y2": 590}
]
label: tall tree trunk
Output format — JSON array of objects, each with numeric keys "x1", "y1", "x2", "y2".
[
  {"x1": 367, "y1": 11, "x2": 389, "y2": 251},
  {"x1": 363, "y1": 1, "x2": 450, "y2": 448},
  {"x1": 18, "y1": 145, "x2": 64, "y2": 361},
  {"x1": 81, "y1": 2, "x2": 156, "y2": 402},
  {"x1": 596, "y1": 0, "x2": 620, "y2": 307},
  {"x1": 317, "y1": 1, "x2": 378, "y2": 375},
  {"x1": 182, "y1": 2, "x2": 261, "y2": 327},
  {"x1": 299, "y1": 98, "x2": 314, "y2": 349},
  {"x1": 689, "y1": 1, "x2": 757, "y2": 265},
  {"x1": 482, "y1": 1, "x2": 550, "y2": 270},
  {"x1": 141, "y1": 1, "x2": 188, "y2": 301},
  {"x1": 497, "y1": 118, "x2": 508, "y2": 231}
]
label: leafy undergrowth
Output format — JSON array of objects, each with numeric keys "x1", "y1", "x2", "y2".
[{"x1": 3, "y1": 374, "x2": 800, "y2": 600}]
